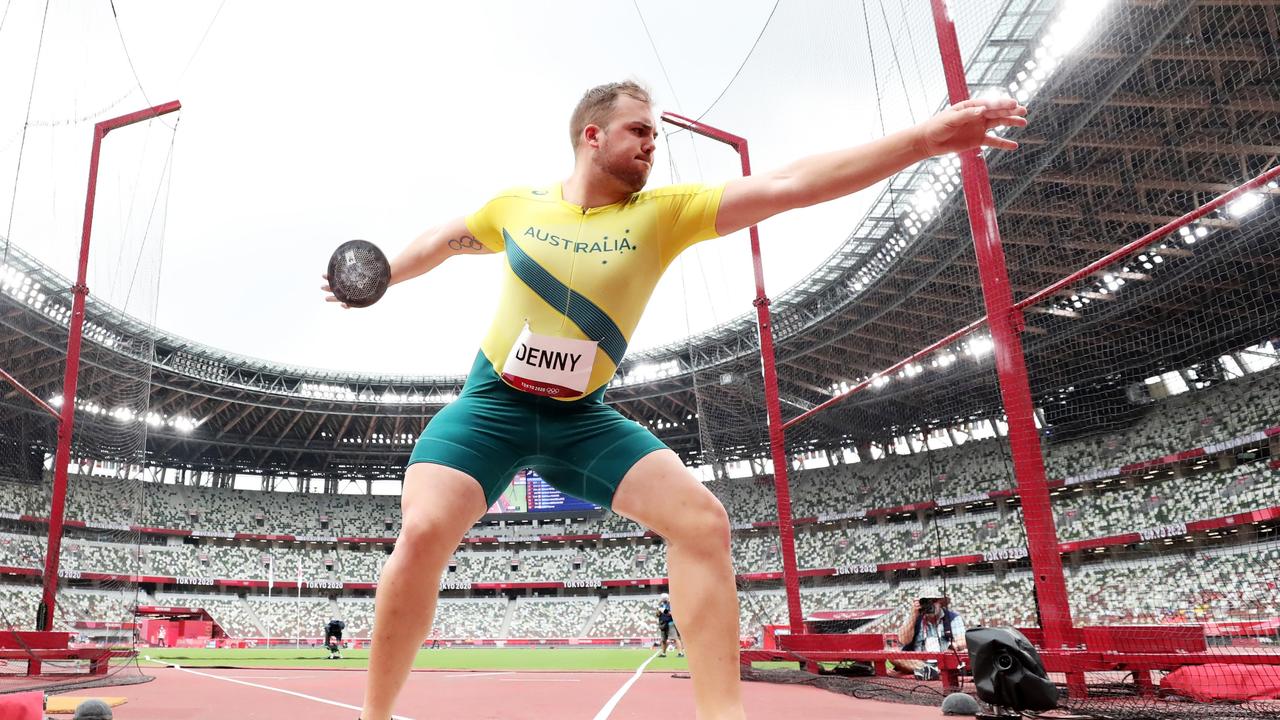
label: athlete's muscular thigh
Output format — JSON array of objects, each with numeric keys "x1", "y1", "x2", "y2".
[
  {"x1": 610, "y1": 449, "x2": 729, "y2": 542},
  {"x1": 399, "y1": 463, "x2": 489, "y2": 543}
]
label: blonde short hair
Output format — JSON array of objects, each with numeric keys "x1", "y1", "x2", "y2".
[{"x1": 569, "y1": 81, "x2": 652, "y2": 150}]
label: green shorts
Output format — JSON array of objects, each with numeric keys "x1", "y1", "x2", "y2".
[{"x1": 408, "y1": 352, "x2": 669, "y2": 510}]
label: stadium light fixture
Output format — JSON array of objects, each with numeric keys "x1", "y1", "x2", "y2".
[
  {"x1": 1225, "y1": 191, "x2": 1263, "y2": 218},
  {"x1": 1043, "y1": 1, "x2": 1112, "y2": 55},
  {"x1": 967, "y1": 336, "x2": 994, "y2": 357},
  {"x1": 1005, "y1": 0, "x2": 1112, "y2": 117}
]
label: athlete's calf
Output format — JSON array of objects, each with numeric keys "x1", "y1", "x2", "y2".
[
  {"x1": 361, "y1": 464, "x2": 488, "y2": 720},
  {"x1": 614, "y1": 450, "x2": 745, "y2": 720}
]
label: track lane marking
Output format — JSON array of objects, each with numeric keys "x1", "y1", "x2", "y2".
[
  {"x1": 591, "y1": 650, "x2": 661, "y2": 720},
  {"x1": 143, "y1": 656, "x2": 415, "y2": 720}
]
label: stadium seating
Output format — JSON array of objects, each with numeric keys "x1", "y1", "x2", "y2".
[
  {"x1": 249, "y1": 596, "x2": 335, "y2": 640},
  {"x1": 0, "y1": 585, "x2": 40, "y2": 629},
  {"x1": 153, "y1": 592, "x2": 262, "y2": 637},
  {"x1": 0, "y1": 459, "x2": 1272, "y2": 586},
  {"x1": 589, "y1": 594, "x2": 669, "y2": 638},
  {"x1": 507, "y1": 596, "x2": 597, "y2": 638},
  {"x1": 426, "y1": 599, "x2": 508, "y2": 638},
  {"x1": 0, "y1": 367, "x2": 1276, "y2": 643}
]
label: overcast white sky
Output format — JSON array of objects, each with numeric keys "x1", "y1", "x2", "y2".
[{"x1": 0, "y1": 1, "x2": 986, "y2": 376}]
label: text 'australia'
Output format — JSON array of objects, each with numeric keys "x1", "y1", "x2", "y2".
[{"x1": 525, "y1": 226, "x2": 635, "y2": 254}]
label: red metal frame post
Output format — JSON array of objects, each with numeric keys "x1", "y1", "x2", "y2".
[
  {"x1": 785, "y1": 163, "x2": 1280, "y2": 431},
  {"x1": 661, "y1": 111, "x2": 805, "y2": 636},
  {"x1": 927, "y1": 1, "x2": 1077, "y2": 653},
  {"x1": 38, "y1": 101, "x2": 180, "y2": 635},
  {"x1": 0, "y1": 366, "x2": 60, "y2": 419}
]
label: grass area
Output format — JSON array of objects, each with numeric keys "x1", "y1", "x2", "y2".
[{"x1": 138, "y1": 646, "x2": 701, "y2": 672}]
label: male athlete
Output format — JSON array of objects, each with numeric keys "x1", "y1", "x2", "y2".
[
  {"x1": 657, "y1": 592, "x2": 685, "y2": 658},
  {"x1": 325, "y1": 81, "x2": 1025, "y2": 720}
]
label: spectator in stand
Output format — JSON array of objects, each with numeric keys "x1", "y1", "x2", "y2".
[
  {"x1": 895, "y1": 586, "x2": 966, "y2": 680},
  {"x1": 656, "y1": 593, "x2": 684, "y2": 658}
]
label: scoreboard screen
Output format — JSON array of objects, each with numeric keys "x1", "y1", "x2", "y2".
[
  {"x1": 524, "y1": 470, "x2": 597, "y2": 512},
  {"x1": 487, "y1": 469, "x2": 598, "y2": 514}
]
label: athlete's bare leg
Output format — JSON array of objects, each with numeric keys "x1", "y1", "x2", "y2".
[
  {"x1": 612, "y1": 450, "x2": 744, "y2": 720},
  {"x1": 361, "y1": 464, "x2": 488, "y2": 720}
]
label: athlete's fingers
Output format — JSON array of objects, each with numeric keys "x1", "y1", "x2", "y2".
[
  {"x1": 988, "y1": 115, "x2": 1028, "y2": 129},
  {"x1": 981, "y1": 134, "x2": 1019, "y2": 151},
  {"x1": 952, "y1": 97, "x2": 1020, "y2": 114},
  {"x1": 982, "y1": 102, "x2": 1026, "y2": 119}
]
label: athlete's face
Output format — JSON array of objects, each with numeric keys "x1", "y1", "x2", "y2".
[{"x1": 594, "y1": 96, "x2": 657, "y2": 193}]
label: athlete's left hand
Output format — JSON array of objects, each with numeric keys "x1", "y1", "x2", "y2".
[
  {"x1": 320, "y1": 273, "x2": 350, "y2": 309},
  {"x1": 917, "y1": 97, "x2": 1027, "y2": 156}
]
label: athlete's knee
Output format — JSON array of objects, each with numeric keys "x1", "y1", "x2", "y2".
[
  {"x1": 396, "y1": 515, "x2": 463, "y2": 561},
  {"x1": 669, "y1": 492, "x2": 731, "y2": 553},
  {"x1": 396, "y1": 464, "x2": 486, "y2": 558},
  {"x1": 396, "y1": 513, "x2": 468, "y2": 561}
]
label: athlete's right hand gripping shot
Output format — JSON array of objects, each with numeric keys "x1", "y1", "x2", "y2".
[{"x1": 323, "y1": 81, "x2": 1026, "y2": 720}]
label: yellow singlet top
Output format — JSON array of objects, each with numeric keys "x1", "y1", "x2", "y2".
[{"x1": 465, "y1": 182, "x2": 725, "y2": 400}]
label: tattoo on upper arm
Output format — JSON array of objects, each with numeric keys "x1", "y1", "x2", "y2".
[{"x1": 447, "y1": 235, "x2": 487, "y2": 253}]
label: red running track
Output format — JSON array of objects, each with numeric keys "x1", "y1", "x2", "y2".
[{"x1": 96, "y1": 666, "x2": 943, "y2": 719}]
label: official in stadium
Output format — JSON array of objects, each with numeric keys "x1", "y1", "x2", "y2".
[
  {"x1": 656, "y1": 592, "x2": 685, "y2": 658},
  {"x1": 325, "y1": 81, "x2": 1024, "y2": 720},
  {"x1": 325, "y1": 618, "x2": 346, "y2": 660},
  {"x1": 894, "y1": 586, "x2": 966, "y2": 680}
]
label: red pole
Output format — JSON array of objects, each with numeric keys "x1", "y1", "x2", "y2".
[
  {"x1": 784, "y1": 316, "x2": 988, "y2": 430},
  {"x1": 1015, "y1": 164, "x2": 1280, "y2": 311},
  {"x1": 0, "y1": 366, "x2": 59, "y2": 419},
  {"x1": 661, "y1": 112, "x2": 806, "y2": 635},
  {"x1": 927, "y1": 0, "x2": 1077, "y2": 654},
  {"x1": 38, "y1": 100, "x2": 180, "y2": 634},
  {"x1": 784, "y1": 164, "x2": 1280, "y2": 431}
]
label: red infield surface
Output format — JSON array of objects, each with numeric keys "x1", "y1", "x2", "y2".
[{"x1": 90, "y1": 665, "x2": 942, "y2": 719}]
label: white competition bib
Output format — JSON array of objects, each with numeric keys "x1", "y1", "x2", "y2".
[{"x1": 502, "y1": 324, "x2": 598, "y2": 398}]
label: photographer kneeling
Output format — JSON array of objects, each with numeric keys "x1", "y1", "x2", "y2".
[{"x1": 894, "y1": 586, "x2": 966, "y2": 680}]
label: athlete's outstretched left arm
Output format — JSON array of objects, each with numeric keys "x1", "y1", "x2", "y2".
[
  {"x1": 713, "y1": 97, "x2": 1027, "y2": 237},
  {"x1": 321, "y1": 216, "x2": 491, "y2": 307}
]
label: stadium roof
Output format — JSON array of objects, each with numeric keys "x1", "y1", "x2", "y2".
[{"x1": 1, "y1": 0, "x2": 1277, "y2": 485}]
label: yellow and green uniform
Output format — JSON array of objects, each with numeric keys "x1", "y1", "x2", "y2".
[
  {"x1": 408, "y1": 182, "x2": 725, "y2": 508},
  {"x1": 472, "y1": 182, "x2": 723, "y2": 398}
]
